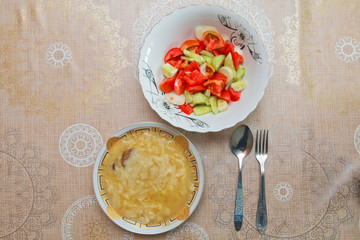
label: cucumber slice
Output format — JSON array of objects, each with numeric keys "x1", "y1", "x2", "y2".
[
  {"x1": 162, "y1": 63, "x2": 178, "y2": 78},
  {"x1": 231, "y1": 80, "x2": 247, "y2": 91},
  {"x1": 195, "y1": 26, "x2": 218, "y2": 40},
  {"x1": 193, "y1": 105, "x2": 212, "y2": 116},
  {"x1": 183, "y1": 50, "x2": 205, "y2": 65},
  {"x1": 200, "y1": 50, "x2": 215, "y2": 58},
  {"x1": 204, "y1": 89, "x2": 211, "y2": 98},
  {"x1": 184, "y1": 91, "x2": 193, "y2": 104},
  {"x1": 224, "y1": 53, "x2": 235, "y2": 69},
  {"x1": 233, "y1": 66, "x2": 245, "y2": 82},
  {"x1": 217, "y1": 99, "x2": 229, "y2": 112},
  {"x1": 218, "y1": 66, "x2": 234, "y2": 85},
  {"x1": 192, "y1": 92, "x2": 208, "y2": 105},
  {"x1": 209, "y1": 96, "x2": 219, "y2": 114},
  {"x1": 201, "y1": 55, "x2": 212, "y2": 64},
  {"x1": 211, "y1": 55, "x2": 225, "y2": 71}
]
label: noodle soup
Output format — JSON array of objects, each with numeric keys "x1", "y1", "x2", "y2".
[{"x1": 102, "y1": 131, "x2": 194, "y2": 225}]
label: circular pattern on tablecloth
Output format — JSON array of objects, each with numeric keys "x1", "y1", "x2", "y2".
[
  {"x1": 165, "y1": 222, "x2": 209, "y2": 240},
  {"x1": 354, "y1": 125, "x2": 360, "y2": 154},
  {"x1": 0, "y1": 129, "x2": 58, "y2": 239},
  {"x1": 273, "y1": 182, "x2": 294, "y2": 201},
  {"x1": 130, "y1": 0, "x2": 275, "y2": 79},
  {"x1": 61, "y1": 195, "x2": 134, "y2": 240},
  {"x1": 335, "y1": 37, "x2": 360, "y2": 63},
  {"x1": 0, "y1": 0, "x2": 128, "y2": 120},
  {"x1": 59, "y1": 123, "x2": 103, "y2": 167}
]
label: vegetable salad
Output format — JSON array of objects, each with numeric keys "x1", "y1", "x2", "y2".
[{"x1": 159, "y1": 26, "x2": 247, "y2": 116}]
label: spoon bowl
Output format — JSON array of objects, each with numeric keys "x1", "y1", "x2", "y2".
[{"x1": 230, "y1": 124, "x2": 253, "y2": 231}]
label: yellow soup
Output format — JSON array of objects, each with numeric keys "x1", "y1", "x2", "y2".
[{"x1": 103, "y1": 131, "x2": 194, "y2": 225}]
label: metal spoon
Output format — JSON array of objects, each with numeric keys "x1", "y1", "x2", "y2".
[{"x1": 230, "y1": 124, "x2": 254, "y2": 231}]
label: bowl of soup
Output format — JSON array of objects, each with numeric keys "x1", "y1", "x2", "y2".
[{"x1": 93, "y1": 122, "x2": 204, "y2": 234}]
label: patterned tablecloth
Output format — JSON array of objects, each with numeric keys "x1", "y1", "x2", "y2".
[{"x1": 1, "y1": 0, "x2": 359, "y2": 239}]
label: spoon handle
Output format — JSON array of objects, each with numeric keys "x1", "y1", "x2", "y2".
[{"x1": 234, "y1": 169, "x2": 243, "y2": 231}]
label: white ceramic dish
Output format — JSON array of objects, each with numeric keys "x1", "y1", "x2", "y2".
[
  {"x1": 138, "y1": 4, "x2": 268, "y2": 132},
  {"x1": 93, "y1": 122, "x2": 204, "y2": 235}
]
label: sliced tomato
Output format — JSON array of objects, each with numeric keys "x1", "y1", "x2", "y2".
[
  {"x1": 213, "y1": 49, "x2": 222, "y2": 56},
  {"x1": 223, "y1": 42, "x2": 235, "y2": 56},
  {"x1": 180, "y1": 40, "x2": 202, "y2": 54},
  {"x1": 203, "y1": 31, "x2": 225, "y2": 51},
  {"x1": 232, "y1": 52, "x2": 244, "y2": 69},
  {"x1": 184, "y1": 60, "x2": 200, "y2": 72},
  {"x1": 204, "y1": 62, "x2": 215, "y2": 79},
  {"x1": 178, "y1": 60, "x2": 189, "y2": 69},
  {"x1": 186, "y1": 84, "x2": 207, "y2": 93},
  {"x1": 219, "y1": 90, "x2": 231, "y2": 103},
  {"x1": 203, "y1": 79, "x2": 225, "y2": 97},
  {"x1": 164, "y1": 48, "x2": 183, "y2": 62},
  {"x1": 174, "y1": 76, "x2": 186, "y2": 95},
  {"x1": 229, "y1": 88, "x2": 241, "y2": 101},
  {"x1": 179, "y1": 103, "x2": 194, "y2": 115},
  {"x1": 210, "y1": 72, "x2": 227, "y2": 84},
  {"x1": 159, "y1": 73, "x2": 178, "y2": 93}
]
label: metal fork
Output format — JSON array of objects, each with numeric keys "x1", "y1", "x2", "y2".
[{"x1": 255, "y1": 129, "x2": 269, "y2": 234}]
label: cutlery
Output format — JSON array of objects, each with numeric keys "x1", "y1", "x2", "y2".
[
  {"x1": 230, "y1": 125, "x2": 254, "y2": 231},
  {"x1": 255, "y1": 129, "x2": 269, "y2": 234}
]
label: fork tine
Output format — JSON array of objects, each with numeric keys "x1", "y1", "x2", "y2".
[
  {"x1": 255, "y1": 130, "x2": 258, "y2": 154},
  {"x1": 265, "y1": 130, "x2": 269, "y2": 154},
  {"x1": 262, "y1": 130, "x2": 266, "y2": 154}
]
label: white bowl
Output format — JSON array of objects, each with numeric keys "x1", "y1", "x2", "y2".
[
  {"x1": 138, "y1": 4, "x2": 268, "y2": 132},
  {"x1": 93, "y1": 122, "x2": 204, "y2": 235}
]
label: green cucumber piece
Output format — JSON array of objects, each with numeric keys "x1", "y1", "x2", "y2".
[
  {"x1": 231, "y1": 80, "x2": 247, "y2": 91},
  {"x1": 193, "y1": 105, "x2": 212, "y2": 116},
  {"x1": 204, "y1": 89, "x2": 211, "y2": 98},
  {"x1": 211, "y1": 54, "x2": 225, "y2": 71},
  {"x1": 200, "y1": 50, "x2": 215, "y2": 58},
  {"x1": 233, "y1": 66, "x2": 245, "y2": 82},
  {"x1": 209, "y1": 96, "x2": 219, "y2": 114},
  {"x1": 218, "y1": 99, "x2": 229, "y2": 112},
  {"x1": 184, "y1": 91, "x2": 193, "y2": 104},
  {"x1": 201, "y1": 55, "x2": 213, "y2": 64},
  {"x1": 192, "y1": 92, "x2": 208, "y2": 105},
  {"x1": 224, "y1": 53, "x2": 235, "y2": 70},
  {"x1": 162, "y1": 63, "x2": 178, "y2": 78},
  {"x1": 183, "y1": 49, "x2": 205, "y2": 65}
]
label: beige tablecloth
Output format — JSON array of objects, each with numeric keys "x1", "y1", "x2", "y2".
[{"x1": 1, "y1": 0, "x2": 360, "y2": 239}]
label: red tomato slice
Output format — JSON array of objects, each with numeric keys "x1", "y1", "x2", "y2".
[
  {"x1": 184, "y1": 60, "x2": 200, "y2": 72},
  {"x1": 159, "y1": 73, "x2": 178, "y2": 93},
  {"x1": 219, "y1": 90, "x2": 231, "y2": 103},
  {"x1": 204, "y1": 62, "x2": 215, "y2": 79},
  {"x1": 187, "y1": 70, "x2": 207, "y2": 86},
  {"x1": 180, "y1": 40, "x2": 202, "y2": 54},
  {"x1": 186, "y1": 84, "x2": 207, "y2": 93},
  {"x1": 223, "y1": 42, "x2": 235, "y2": 56},
  {"x1": 203, "y1": 31, "x2": 225, "y2": 51},
  {"x1": 164, "y1": 48, "x2": 183, "y2": 62},
  {"x1": 229, "y1": 88, "x2": 241, "y2": 101},
  {"x1": 203, "y1": 79, "x2": 225, "y2": 97},
  {"x1": 213, "y1": 49, "x2": 222, "y2": 56},
  {"x1": 210, "y1": 72, "x2": 227, "y2": 84},
  {"x1": 174, "y1": 76, "x2": 186, "y2": 95},
  {"x1": 179, "y1": 103, "x2": 194, "y2": 115},
  {"x1": 232, "y1": 52, "x2": 244, "y2": 69}
]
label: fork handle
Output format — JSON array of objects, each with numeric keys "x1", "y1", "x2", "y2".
[
  {"x1": 234, "y1": 170, "x2": 243, "y2": 231},
  {"x1": 256, "y1": 165, "x2": 267, "y2": 234}
]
